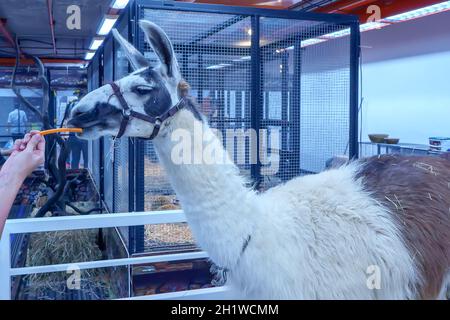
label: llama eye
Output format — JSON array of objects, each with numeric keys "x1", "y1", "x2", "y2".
[{"x1": 134, "y1": 86, "x2": 154, "y2": 95}]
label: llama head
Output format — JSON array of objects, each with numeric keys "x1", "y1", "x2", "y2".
[{"x1": 68, "y1": 20, "x2": 183, "y2": 140}]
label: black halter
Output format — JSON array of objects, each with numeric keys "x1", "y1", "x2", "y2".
[{"x1": 109, "y1": 82, "x2": 185, "y2": 140}]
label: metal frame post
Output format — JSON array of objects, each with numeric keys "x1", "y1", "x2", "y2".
[
  {"x1": 349, "y1": 21, "x2": 360, "y2": 159},
  {"x1": 290, "y1": 40, "x2": 302, "y2": 176},
  {"x1": 281, "y1": 52, "x2": 289, "y2": 152},
  {"x1": 98, "y1": 49, "x2": 105, "y2": 203},
  {"x1": 133, "y1": 3, "x2": 146, "y2": 253},
  {"x1": 250, "y1": 15, "x2": 262, "y2": 186}
]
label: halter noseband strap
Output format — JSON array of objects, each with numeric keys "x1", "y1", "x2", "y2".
[{"x1": 109, "y1": 82, "x2": 185, "y2": 140}]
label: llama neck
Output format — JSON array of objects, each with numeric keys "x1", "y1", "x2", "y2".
[{"x1": 153, "y1": 110, "x2": 257, "y2": 268}]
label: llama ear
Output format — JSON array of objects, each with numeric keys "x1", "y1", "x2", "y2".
[
  {"x1": 112, "y1": 28, "x2": 150, "y2": 71},
  {"x1": 139, "y1": 20, "x2": 180, "y2": 79}
]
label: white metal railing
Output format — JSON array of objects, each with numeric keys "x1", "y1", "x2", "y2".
[{"x1": 0, "y1": 210, "x2": 230, "y2": 300}]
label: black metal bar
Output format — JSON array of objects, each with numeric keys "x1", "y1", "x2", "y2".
[
  {"x1": 197, "y1": 53, "x2": 204, "y2": 104},
  {"x1": 98, "y1": 50, "x2": 105, "y2": 203},
  {"x1": 295, "y1": 0, "x2": 338, "y2": 12},
  {"x1": 259, "y1": 22, "x2": 348, "y2": 57},
  {"x1": 264, "y1": 91, "x2": 269, "y2": 122},
  {"x1": 133, "y1": 2, "x2": 145, "y2": 254},
  {"x1": 281, "y1": 52, "x2": 289, "y2": 152},
  {"x1": 234, "y1": 90, "x2": 243, "y2": 163},
  {"x1": 290, "y1": 40, "x2": 302, "y2": 177},
  {"x1": 189, "y1": 15, "x2": 246, "y2": 46},
  {"x1": 217, "y1": 69, "x2": 226, "y2": 144},
  {"x1": 46, "y1": 69, "x2": 57, "y2": 163},
  {"x1": 349, "y1": 21, "x2": 361, "y2": 159},
  {"x1": 174, "y1": 44, "x2": 250, "y2": 56},
  {"x1": 250, "y1": 15, "x2": 262, "y2": 186}
]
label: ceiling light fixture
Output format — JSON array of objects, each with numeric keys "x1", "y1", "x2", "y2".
[
  {"x1": 98, "y1": 15, "x2": 119, "y2": 36},
  {"x1": 111, "y1": 0, "x2": 129, "y2": 9},
  {"x1": 300, "y1": 1, "x2": 450, "y2": 48},
  {"x1": 206, "y1": 63, "x2": 232, "y2": 70},
  {"x1": 85, "y1": 51, "x2": 96, "y2": 60},
  {"x1": 384, "y1": 1, "x2": 450, "y2": 22},
  {"x1": 89, "y1": 37, "x2": 105, "y2": 50}
]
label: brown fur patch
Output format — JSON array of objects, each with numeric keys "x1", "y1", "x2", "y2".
[{"x1": 356, "y1": 155, "x2": 450, "y2": 299}]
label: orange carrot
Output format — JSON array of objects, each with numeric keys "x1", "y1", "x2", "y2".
[{"x1": 39, "y1": 128, "x2": 83, "y2": 136}]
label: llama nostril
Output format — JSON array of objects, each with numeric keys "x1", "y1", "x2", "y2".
[
  {"x1": 72, "y1": 110, "x2": 83, "y2": 118},
  {"x1": 68, "y1": 109, "x2": 86, "y2": 127}
]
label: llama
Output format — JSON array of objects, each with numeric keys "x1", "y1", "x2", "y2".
[{"x1": 68, "y1": 21, "x2": 450, "y2": 299}]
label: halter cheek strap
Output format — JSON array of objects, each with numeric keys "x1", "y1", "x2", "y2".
[{"x1": 109, "y1": 82, "x2": 185, "y2": 140}]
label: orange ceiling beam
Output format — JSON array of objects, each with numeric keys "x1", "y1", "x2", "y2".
[
  {"x1": 315, "y1": 0, "x2": 379, "y2": 13},
  {"x1": 0, "y1": 57, "x2": 85, "y2": 67},
  {"x1": 179, "y1": 0, "x2": 448, "y2": 22}
]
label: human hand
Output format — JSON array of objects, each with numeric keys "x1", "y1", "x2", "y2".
[{"x1": 1, "y1": 131, "x2": 45, "y2": 181}]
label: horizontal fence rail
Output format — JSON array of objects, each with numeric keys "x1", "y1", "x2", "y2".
[{"x1": 0, "y1": 211, "x2": 228, "y2": 300}]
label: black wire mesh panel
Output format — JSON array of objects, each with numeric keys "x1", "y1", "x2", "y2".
[
  {"x1": 112, "y1": 17, "x2": 131, "y2": 215},
  {"x1": 138, "y1": 9, "x2": 255, "y2": 252},
  {"x1": 140, "y1": 9, "x2": 253, "y2": 199},
  {"x1": 259, "y1": 18, "x2": 351, "y2": 188},
  {"x1": 111, "y1": 18, "x2": 133, "y2": 250},
  {"x1": 113, "y1": 138, "x2": 130, "y2": 213},
  {"x1": 103, "y1": 38, "x2": 115, "y2": 212},
  {"x1": 134, "y1": 3, "x2": 358, "y2": 253},
  {"x1": 87, "y1": 57, "x2": 101, "y2": 188}
]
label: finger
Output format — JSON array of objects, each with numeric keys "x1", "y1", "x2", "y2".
[
  {"x1": 36, "y1": 135, "x2": 46, "y2": 152},
  {"x1": 25, "y1": 133, "x2": 42, "y2": 151},
  {"x1": 13, "y1": 139, "x2": 22, "y2": 151},
  {"x1": 23, "y1": 133, "x2": 32, "y2": 143},
  {"x1": 29, "y1": 130, "x2": 40, "y2": 135},
  {"x1": 20, "y1": 133, "x2": 32, "y2": 150}
]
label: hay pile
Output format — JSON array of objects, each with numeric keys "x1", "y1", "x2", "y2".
[
  {"x1": 143, "y1": 195, "x2": 196, "y2": 250},
  {"x1": 145, "y1": 223, "x2": 195, "y2": 249},
  {"x1": 23, "y1": 229, "x2": 113, "y2": 300}
]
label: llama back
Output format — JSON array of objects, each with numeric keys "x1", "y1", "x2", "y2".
[
  {"x1": 251, "y1": 164, "x2": 420, "y2": 299},
  {"x1": 356, "y1": 154, "x2": 450, "y2": 299}
]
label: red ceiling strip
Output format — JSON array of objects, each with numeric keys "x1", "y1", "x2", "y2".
[{"x1": 0, "y1": 58, "x2": 85, "y2": 67}]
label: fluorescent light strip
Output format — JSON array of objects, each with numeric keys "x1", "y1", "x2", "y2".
[
  {"x1": 359, "y1": 21, "x2": 389, "y2": 32},
  {"x1": 206, "y1": 63, "x2": 232, "y2": 70},
  {"x1": 300, "y1": 1, "x2": 450, "y2": 48},
  {"x1": 111, "y1": 0, "x2": 129, "y2": 9},
  {"x1": 89, "y1": 37, "x2": 104, "y2": 50},
  {"x1": 301, "y1": 38, "x2": 326, "y2": 48},
  {"x1": 384, "y1": 1, "x2": 450, "y2": 22},
  {"x1": 232, "y1": 56, "x2": 251, "y2": 62},
  {"x1": 98, "y1": 15, "x2": 118, "y2": 36},
  {"x1": 85, "y1": 51, "x2": 96, "y2": 60}
]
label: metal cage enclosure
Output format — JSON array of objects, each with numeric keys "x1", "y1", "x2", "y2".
[{"x1": 86, "y1": 0, "x2": 360, "y2": 254}]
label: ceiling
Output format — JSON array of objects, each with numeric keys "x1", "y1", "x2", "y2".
[
  {"x1": 0, "y1": 0, "x2": 336, "y2": 64},
  {"x1": 0, "y1": 0, "x2": 446, "y2": 64},
  {"x1": 0, "y1": 0, "x2": 112, "y2": 61},
  {"x1": 178, "y1": 0, "x2": 337, "y2": 10}
]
